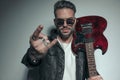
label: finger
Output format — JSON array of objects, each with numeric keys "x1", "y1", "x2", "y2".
[
  {"x1": 47, "y1": 39, "x2": 57, "y2": 49},
  {"x1": 32, "y1": 25, "x2": 43, "y2": 40},
  {"x1": 39, "y1": 33, "x2": 48, "y2": 40}
]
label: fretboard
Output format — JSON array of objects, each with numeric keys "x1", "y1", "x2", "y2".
[{"x1": 85, "y1": 42, "x2": 98, "y2": 77}]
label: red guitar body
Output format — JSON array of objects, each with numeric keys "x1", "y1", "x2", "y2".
[{"x1": 72, "y1": 16, "x2": 108, "y2": 54}]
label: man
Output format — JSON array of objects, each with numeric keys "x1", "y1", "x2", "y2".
[{"x1": 22, "y1": 0, "x2": 103, "y2": 80}]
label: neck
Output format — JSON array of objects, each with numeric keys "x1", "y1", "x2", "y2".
[{"x1": 57, "y1": 34, "x2": 73, "y2": 44}]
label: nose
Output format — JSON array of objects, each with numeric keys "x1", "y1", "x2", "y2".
[{"x1": 63, "y1": 20, "x2": 67, "y2": 27}]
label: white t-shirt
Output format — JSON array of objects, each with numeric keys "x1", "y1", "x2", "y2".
[{"x1": 58, "y1": 40, "x2": 76, "y2": 80}]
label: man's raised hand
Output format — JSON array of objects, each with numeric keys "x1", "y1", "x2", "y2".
[{"x1": 30, "y1": 25, "x2": 57, "y2": 54}]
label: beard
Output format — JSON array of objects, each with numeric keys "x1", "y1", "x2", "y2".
[{"x1": 57, "y1": 27, "x2": 74, "y2": 40}]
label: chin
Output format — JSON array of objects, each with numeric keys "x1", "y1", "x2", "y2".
[
  {"x1": 61, "y1": 32, "x2": 72, "y2": 39},
  {"x1": 58, "y1": 29, "x2": 73, "y2": 39}
]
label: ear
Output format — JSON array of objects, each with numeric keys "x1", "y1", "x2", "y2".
[
  {"x1": 73, "y1": 18, "x2": 77, "y2": 28},
  {"x1": 75, "y1": 18, "x2": 77, "y2": 24}
]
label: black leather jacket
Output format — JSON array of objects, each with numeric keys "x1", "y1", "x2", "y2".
[{"x1": 21, "y1": 31, "x2": 88, "y2": 80}]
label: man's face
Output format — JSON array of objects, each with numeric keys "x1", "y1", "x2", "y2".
[{"x1": 54, "y1": 8, "x2": 76, "y2": 39}]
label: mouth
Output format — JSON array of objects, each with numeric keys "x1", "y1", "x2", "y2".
[{"x1": 61, "y1": 28, "x2": 70, "y2": 33}]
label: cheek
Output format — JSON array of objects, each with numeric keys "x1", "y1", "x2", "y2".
[
  {"x1": 58, "y1": 27, "x2": 62, "y2": 30},
  {"x1": 68, "y1": 26, "x2": 75, "y2": 30},
  {"x1": 57, "y1": 27, "x2": 62, "y2": 33}
]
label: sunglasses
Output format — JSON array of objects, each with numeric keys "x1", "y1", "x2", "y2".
[{"x1": 54, "y1": 17, "x2": 75, "y2": 27}]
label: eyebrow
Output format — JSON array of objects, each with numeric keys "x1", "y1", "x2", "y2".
[{"x1": 55, "y1": 17, "x2": 75, "y2": 20}]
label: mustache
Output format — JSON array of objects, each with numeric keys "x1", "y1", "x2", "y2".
[{"x1": 60, "y1": 27, "x2": 74, "y2": 31}]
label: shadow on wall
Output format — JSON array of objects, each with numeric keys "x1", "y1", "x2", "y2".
[
  {"x1": 46, "y1": 25, "x2": 57, "y2": 36},
  {"x1": 22, "y1": 68, "x2": 29, "y2": 80}
]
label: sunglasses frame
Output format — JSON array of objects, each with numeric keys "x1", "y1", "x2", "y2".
[{"x1": 54, "y1": 17, "x2": 76, "y2": 27}]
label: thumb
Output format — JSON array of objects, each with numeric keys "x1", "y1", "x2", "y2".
[{"x1": 47, "y1": 39, "x2": 58, "y2": 49}]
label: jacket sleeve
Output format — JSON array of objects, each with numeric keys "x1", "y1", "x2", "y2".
[{"x1": 21, "y1": 46, "x2": 44, "y2": 68}]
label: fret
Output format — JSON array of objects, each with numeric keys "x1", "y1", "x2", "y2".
[{"x1": 85, "y1": 42, "x2": 98, "y2": 77}]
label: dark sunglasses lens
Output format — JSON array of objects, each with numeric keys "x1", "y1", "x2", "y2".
[
  {"x1": 55, "y1": 18, "x2": 75, "y2": 27},
  {"x1": 67, "y1": 19, "x2": 75, "y2": 25},
  {"x1": 56, "y1": 19, "x2": 64, "y2": 26}
]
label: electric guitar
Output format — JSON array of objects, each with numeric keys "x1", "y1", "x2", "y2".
[{"x1": 72, "y1": 16, "x2": 108, "y2": 78}]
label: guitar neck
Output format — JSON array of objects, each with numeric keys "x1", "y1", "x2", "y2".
[{"x1": 85, "y1": 42, "x2": 98, "y2": 77}]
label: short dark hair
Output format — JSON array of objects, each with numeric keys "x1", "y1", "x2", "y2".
[{"x1": 54, "y1": 0, "x2": 76, "y2": 17}]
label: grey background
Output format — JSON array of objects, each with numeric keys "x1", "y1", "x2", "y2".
[{"x1": 0, "y1": 0, "x2": 120, "y2": 80}]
